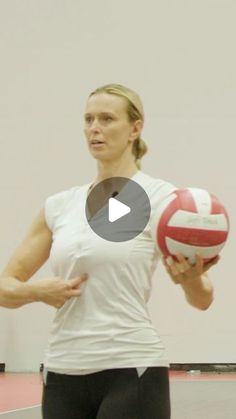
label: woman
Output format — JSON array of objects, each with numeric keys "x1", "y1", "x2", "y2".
[{"x1": 0, "y1": 84, "x2": 219, "y2": 419}]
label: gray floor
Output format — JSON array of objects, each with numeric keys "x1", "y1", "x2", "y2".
[
  {"x1": 171, "y1": 380, "x2": 236, "y2": 419},
  {"x1": 0, "y1": 406, "x2": 41, "y2": 419},
  {"x1": 1, "y1": 380, "x2": 236, "y2": 419}
]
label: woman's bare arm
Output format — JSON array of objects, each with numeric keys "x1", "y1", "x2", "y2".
[
  {"x1": 0, "y1": 209, "x2": 88, "y2": 308},
  {"x1": 162, "y1": 253, "x2": 219, "y2": 310},
  {"x1": 0, "y1": 209, "x2": 52, "y2": 307}
]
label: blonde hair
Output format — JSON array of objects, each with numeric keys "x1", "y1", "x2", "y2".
[{"x1": 89, "y1": 83, "x2": 148, "y2": 169}]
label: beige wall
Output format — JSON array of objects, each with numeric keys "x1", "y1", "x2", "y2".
[{"x1": 0, "y1": 0, "x2": 235, "y2": 371}]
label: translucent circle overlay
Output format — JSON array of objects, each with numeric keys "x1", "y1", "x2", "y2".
[{"x1": 85, "y1": 177, "x2": 151, "y2": 242}]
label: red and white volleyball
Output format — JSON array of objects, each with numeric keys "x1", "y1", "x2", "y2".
[{"x1": 156, "y1": 188, "x2": 229, "y2": 264}]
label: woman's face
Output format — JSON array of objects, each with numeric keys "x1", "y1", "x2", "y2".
[{"x1": 84, "y1": 93, "x2": 142, "y2": 163}]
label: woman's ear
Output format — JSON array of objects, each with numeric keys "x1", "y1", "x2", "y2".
[{"x1": 129, "y1": 120, "x2": 143, "y2": 142}]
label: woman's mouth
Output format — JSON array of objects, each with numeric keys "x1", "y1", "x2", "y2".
[{"x1": 90, "y1": 140, "x2": 105, "y2": 147}]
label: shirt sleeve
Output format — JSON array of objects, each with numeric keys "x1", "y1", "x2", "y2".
[{"x1": 44, "y1": 187, "x2": 77, "y2": 232}]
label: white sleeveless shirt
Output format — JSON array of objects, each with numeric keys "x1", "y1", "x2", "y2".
[{"x1": 43, "y1": 171, "x2": 176, "y2": 374}]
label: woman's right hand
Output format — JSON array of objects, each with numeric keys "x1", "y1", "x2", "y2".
[{"x1": 35, "y1": 274, "x2": 88, "y2": 308}]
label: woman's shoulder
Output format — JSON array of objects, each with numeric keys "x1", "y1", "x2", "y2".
[
  {"x1": 44, "y1": 183, "x2": 88, "y2": 231},
  {"x1": 46, "y1": 184, "x2": 82, "y2": 204},
  {"x1": 138, "y1": 170, "x2": 177, "y2": 197}
]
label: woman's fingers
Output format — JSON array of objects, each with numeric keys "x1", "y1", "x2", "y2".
[
  {"x1": 162, "y1": 255, "x2": 184, "y2": 283},
  {"x1": 203, "y1": 255, "x2": 220, "y2": 273},
  {"x1": 70, "y1": 274, "x2": 88, "y2": 289},
  {"x1": 162, "y1": 253, "x2": 219, "y2": 284}
]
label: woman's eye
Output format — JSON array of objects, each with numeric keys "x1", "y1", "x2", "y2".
[{"x1": 103, "y1": 116, "x2": 113, "y2": 122}]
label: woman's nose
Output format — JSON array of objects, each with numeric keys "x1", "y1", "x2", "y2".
[{"x1": 89, "y1": 119, "x2": 101, "y2": 132}]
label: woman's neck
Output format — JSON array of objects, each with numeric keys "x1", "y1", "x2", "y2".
[
  {"x1": 95, "y1": 158, "x2": 139, "y2": 184},
  {"x1": 87, "y1": 159, "x2": 139, "y2": 198}
]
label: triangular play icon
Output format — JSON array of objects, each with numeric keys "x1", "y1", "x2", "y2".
[{"x1": 108, "y1": 197, "x2": 131, "y2": 222}]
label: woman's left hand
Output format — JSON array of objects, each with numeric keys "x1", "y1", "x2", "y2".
[{"x1": 162, "y1": 253, "x2": 220, "y2": 285}]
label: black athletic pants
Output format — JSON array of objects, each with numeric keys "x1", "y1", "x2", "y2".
[{"x1": 42, "y1": 367, "x2": 171, "y2": 419}]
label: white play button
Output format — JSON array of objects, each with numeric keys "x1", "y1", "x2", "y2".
[
  {"x1": 108, "y1": 197, "x2": 131, "y2": 222},
  {"x1": 85, "y1": 176, "x2": 151, "y2": 242}
]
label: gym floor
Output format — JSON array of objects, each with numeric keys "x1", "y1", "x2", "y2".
[{"x1": 0, "y1": 371, "x2": 236, "y2": 419}]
